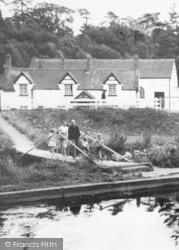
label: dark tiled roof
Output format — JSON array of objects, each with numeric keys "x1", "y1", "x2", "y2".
[
  {"x1": 1, "y1": 68, "x2": 21, "y2": 91},
  {"x1": 1, "y1": 58, "x2": 175, "y2": 91},
  {"x1": 30, "y1": 58, "x2": 175, "y2": 78},
  {"x1": 139, "y1": 59, "x2": 175, "y2": 78}
]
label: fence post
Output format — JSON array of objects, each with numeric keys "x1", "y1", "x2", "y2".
[{"x1": 95, "y1": 100, "x2": 98, "y2": 109}]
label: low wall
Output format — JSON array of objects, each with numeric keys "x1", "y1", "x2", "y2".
[{"x1": 1, "y1": 176, "x2": 179, "y2": 206}]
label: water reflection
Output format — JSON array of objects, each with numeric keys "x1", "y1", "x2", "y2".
[
  {"x1": 99, "y1": 199, "x2": 130, "y2": 216},
  {"x1": 156, "y1": 195, "x2": 179, "y2": 245},
  {"x1": 69, "y1": 205, "x2": 81, "y2": 215},
  {"x1": 0, "y1": 193, "x2": 179, "y2": 249}
]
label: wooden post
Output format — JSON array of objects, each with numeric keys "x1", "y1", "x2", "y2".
[{"x1": 20, "y1": 131, "x2": 58, "y2": 157}]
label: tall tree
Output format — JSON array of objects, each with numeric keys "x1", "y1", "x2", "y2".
[
  {"x1": 10, "y1": 0, "x2": 32, "y2": 23},
  {"x1": 29, "y1": 3, "x2": 74, "y2": 35},
  {"x1": 78, "y1": 8, "x2": 91, "y2": 30},
  {"x1": 105, "y1": 11, "x2": 119, "y2": 25}
]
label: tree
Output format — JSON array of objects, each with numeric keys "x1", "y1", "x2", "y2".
[
  {"x1": 105, "y1": 11, "x2": 119, "y2": 25},
  {"x1": 86, "y1": 43, "x2": 121, "y2": 59},
  {"x1": 29, "y1": 3, "x2": 74, "y2": 35},
  {"x1": 78, "y1": 8, "x2": 91, "y2": 30},
  {"x1": 10, "y1": 0, "x2": 32, "y2": 23},
  {"x1": 168, "y1": 4, "x2": 179, "y2": 34}
]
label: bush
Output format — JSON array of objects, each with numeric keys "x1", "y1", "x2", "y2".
[
  {"x1": 147, "y1": 146, "x2": 169, "y2": 167},
  {"x1": 142, "y1": 129, "x2": 152, "y2": 148},
  {"x1": 107, "y1": 131, "x2": 127, "y2": 154}
]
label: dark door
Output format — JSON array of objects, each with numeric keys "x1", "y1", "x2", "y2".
[{"x1": 154, "y1": 92, "x2": 165, "y2": 108}]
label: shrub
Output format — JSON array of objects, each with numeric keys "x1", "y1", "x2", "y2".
[
  {"x1": 147, "y1": 146, "x2": 169, "y2": 167},
  {"x1": 142, "y1": 129, "x2": 152, "y2": 148},
  {"x1": 107, "y1": 131, "x2": 127, "y2": 154}
]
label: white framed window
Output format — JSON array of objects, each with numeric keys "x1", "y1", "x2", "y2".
[
  {"x1": 65, "y1": 84, "x2": 73, "y2": 96},
  {"x1": 109, "y1": 84, "x2": 117, "y2": 96},
  {"x1": 140, "y1": 87, "x2": 145, "y2": 98},
  {"x1": 19, "y1": 84, "x2": 28, "y2": 96}
]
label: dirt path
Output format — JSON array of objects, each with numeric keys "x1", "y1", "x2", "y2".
[
  {"x1": 0, "y1": 115, "x2": 75, "y2": 162},
  {"x1": 0, "y1": 115, "x2": 34, "y2": 152}
]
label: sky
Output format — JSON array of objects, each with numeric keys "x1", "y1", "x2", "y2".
[{"x1": 1, "y1": 0, "x2": 179, "y2": 34}]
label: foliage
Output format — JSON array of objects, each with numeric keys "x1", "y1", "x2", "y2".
[
  {"x1": 78, "y1": 8, "x2": 91, "y2": 29},
  {"x1": 0, "y1": 2, "x2": 179, "y2": 75},
  {"x1": 107, "y1": 132, "x2": 127, "y2": 154},
  {"x1": 0, "y1": 147, "x2": 123, "y2": 191},
  {"x1": 0, "y1": 129, "x2": 14, "y2": 150},
  {"x1": 28, "y1": 3, "x2": 74, "y2": 34}
]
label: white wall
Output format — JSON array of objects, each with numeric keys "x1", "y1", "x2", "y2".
[
  {"x1": 139, "y1": 78, "x2": 170, "y2": 109},
  {"x1": 1, "y1": 74, "x2": 34, "y2": 110},
  {"x1": 170, "y1": 63, "x2": 178, "y2": 90},
  {"x1": 33, "y1": 81, "x2": 80, "y2": 109},
  {"x1": 82, "y1": 89, "x2": 136, "y2": 108},
  {"x1": 2, "y1": 68, "x2": 178, "y2": 111},
  {"x1": 0, "y1": 91, "x2": 33, "y2": 110}
]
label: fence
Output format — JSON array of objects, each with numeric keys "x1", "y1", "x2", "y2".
[
  {"x1": 139, "y1": 97, "x2": 179, "y2": 111},
  {"x1": 68, "y1": 98, "x2": 179, "y2": 111}
]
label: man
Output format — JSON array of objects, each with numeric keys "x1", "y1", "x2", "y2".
[{"x1": 68, "y1": 119, "x2": 80, "y2": 158}]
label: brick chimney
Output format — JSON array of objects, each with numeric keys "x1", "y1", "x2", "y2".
[
  {"x1": 86, "y1": 53, "x2": 91, "y2": 73},
  {"x1": 4, "y1": 54, "x2": 11, "y2": 69},
  {"x1": 61, "y1": 55, "x2": 65, "y2": 69},
  {"x1": 134, "y1": 54, "x2": 139, "y2": 70},
  {"x1": 133, "y1": 55, "x2": 140, "y2": 99},
  {"x1": 58, "y1": 50, "x2": 65, "y2": 69}
]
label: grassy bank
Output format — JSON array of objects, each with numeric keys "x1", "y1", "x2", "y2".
[
  {"x1": 0, "y1": 125, "x2": 137, "y2": 192},
  {"x1": 0, "y1": 148, "x2": 139, "y2": 192},
  {"x1": 1, "y1": 108, "x2": 179, "y2": 157},
  {"x1": 1, "y1": 108, "x2": 179, "y2": 192},
  {"x1": 2, "y1": 108, "x2": 179, "y2": 137}
]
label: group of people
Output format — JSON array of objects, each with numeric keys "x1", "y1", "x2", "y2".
[{"x1": 48, "y1": 119, "x2": 104, "y2": 160}]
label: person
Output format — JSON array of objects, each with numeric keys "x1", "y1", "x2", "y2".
[
  {"x1": 96, "y1": 133, "x2": 104, "y2": 160},
  {"x1": 48, "y1": 128, "x2": 57, "y2": 158},
  {"x1": 68, "y1": 119, "x2": 80, "y2": 158},
  {"x1": 58, "y1": 120, "x2": 68, "y2": 156},
  {"x1": 81, "y1": 136, "x2": 90, "y2": 154},
  {"x1": 101, "y1": 90, "x2": 106, "y2": 99}
]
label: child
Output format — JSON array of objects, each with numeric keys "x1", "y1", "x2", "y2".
[
  {"x1": 48, "y1": 129, "x2": 57, "y2": 157},
  {"x1": 96, "y1": 133, "x2": 104, "y2": 160},
  {"x1": 81, "y1": 136, "x2": 90, "y2": 154}
]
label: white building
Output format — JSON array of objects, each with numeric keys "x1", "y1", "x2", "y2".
[{"x1": 0, "y1": 54, "x2": 178, "y2": 110}]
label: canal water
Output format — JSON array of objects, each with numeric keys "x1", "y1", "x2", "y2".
[{"x1": 0, "y1": 192, "x2": 179, "y2": 250}]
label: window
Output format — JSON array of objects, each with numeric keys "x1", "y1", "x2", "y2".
[
  {"x1": 109, "y1": 84, "x2": 116, "y2": 96},
  {"x1": 19, "y1": 84, "x2": 28, "y2": 96},
  {"x1": 65, "y1": 84, "x2": 73, "y2": 96},
  {"x1": 140, "y1": 87, "x2": 145, "y2": 99},
  {"x1": 20, "y1": 106, "x2": 28, "y2": 109}
]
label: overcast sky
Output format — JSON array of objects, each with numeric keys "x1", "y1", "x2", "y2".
[
  {"x1": 34, "y1": 0, "x2": 179, "y2": 19},
  {"x1": 1, "y1": 0, "x2": 179, "y2": 34}
]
